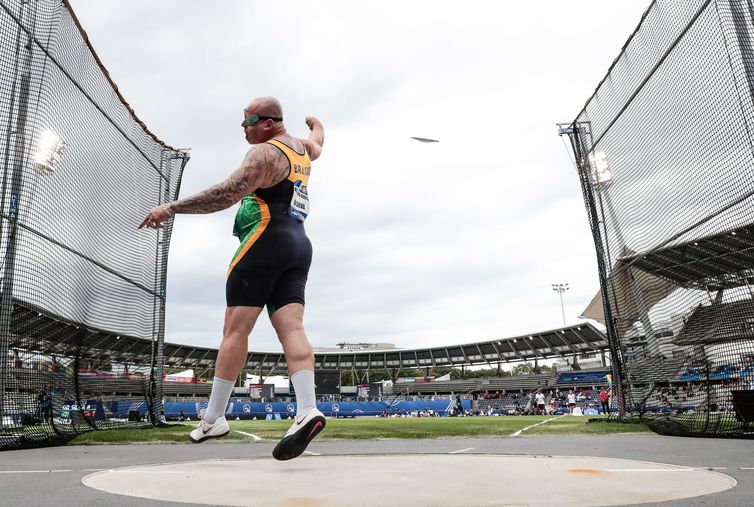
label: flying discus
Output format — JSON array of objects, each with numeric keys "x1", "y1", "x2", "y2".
[{"x1": 410, "y1": 136, "x2": 439, "y2": 143}]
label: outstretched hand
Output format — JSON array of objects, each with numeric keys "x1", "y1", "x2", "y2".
[{"x1": 139, "y1": 204, "x2": 174, "y2": 229}]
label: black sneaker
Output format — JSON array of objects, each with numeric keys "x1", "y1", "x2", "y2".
[{"x1": 272, "y1": 408, "x2": 326, "y2": 460}]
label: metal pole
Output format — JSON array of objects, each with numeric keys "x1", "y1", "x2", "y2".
[
  {"x1": 0, "y1": 1, "x2": 35, "y2": 429},
  {"x1": 566, "y1": 123, "x2": 627, "y2": 418},
  {"x1": 552, "y1": 284, "x2": 569, "y2": 326},
  {"x1": 149, "y1": 150, "x2": 172, "y2": 424}
]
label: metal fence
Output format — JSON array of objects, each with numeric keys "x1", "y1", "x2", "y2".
[
  {"x1": 0, "y1": 0, "x2": 187, "y2": 449},
  {"x1": 565, "y1": 0, "x2": 754, "y2": 437}
]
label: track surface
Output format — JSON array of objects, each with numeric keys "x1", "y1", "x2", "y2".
[{"x1": 1, "y1": 434, "x2": 752, "y2": 506}]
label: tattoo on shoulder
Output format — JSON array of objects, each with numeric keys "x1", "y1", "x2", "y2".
[{"x1": 265, "y1": 144, "x2": 291, "y2": 186}]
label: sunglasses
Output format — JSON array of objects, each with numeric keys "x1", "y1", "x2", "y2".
[{"x1": 243, "y1": 110, "x2": 283, "y2": 126}]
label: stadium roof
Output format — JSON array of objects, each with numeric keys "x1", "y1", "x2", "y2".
[
  {"x1": 673, "y1": 299, "x2": 754, "y2": 346},
  {"x1": 10, "y1": 300, "x2": 607, "y2": 374},
  {"x1": 620, "y1": 226, "x2": 754, "y2": 291}
]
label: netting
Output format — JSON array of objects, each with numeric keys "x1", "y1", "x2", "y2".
[
  {"x1": 0, "y1": 0, "x2": 187, "y2": 449},
  {"x1": 565, "y1": 0, "x2": 754, "y2": 437}
]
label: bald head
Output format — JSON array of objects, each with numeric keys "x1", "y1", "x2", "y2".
[{"x1": 245, "y1": 96, "x2": 283, "y2": 119}]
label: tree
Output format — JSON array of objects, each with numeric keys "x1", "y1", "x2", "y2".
[{"x1": 511, "y1": 363, "x2": 534, "y2": 376}]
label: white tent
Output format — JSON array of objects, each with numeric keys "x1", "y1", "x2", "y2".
[
  {"x1": 164, "y1": 369, "x2": 195, "y2": 382},
  {"x1": 580, "y1": 248, "x2": 678, "y2": 337},
  {"x1": 246, "y1": 374, "x2": 289, "y2": 390}
]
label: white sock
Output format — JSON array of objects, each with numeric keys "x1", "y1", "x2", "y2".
[
  {"x1": 203, "y1": 377, "x2": 235, "y2": 424},
  {"x1": 290, "y1": 370, "x2": 316, "y2": 414}
]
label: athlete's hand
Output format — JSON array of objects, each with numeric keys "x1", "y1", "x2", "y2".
[
  {"x1": 305, "y1": 116, "x2": 321, "y2": 131},
  {"x1": 139, "y1": 203, "x2": 174, "y2": 229}
]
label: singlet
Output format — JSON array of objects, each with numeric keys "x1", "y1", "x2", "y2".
[{"x1": 232, "y1": 139, "x2": 312, "y2": 242}]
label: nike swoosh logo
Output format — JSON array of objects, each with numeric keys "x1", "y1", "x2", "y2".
[{"x1": 307, "y1": 421, "x2": 323, "y2": 440}]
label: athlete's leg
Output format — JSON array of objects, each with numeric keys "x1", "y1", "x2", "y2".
[
  {"x1": 216, "y1": 306, "x2": 264, "y2": 379},
  {"x1": 270, "y1": 303, "x2": 314, "y2": 374},
  {"x1": 190, "y1": 306, "x2": 262, "y2": 443},
  {"x1": 206, "y1": 306, "x2": 263, "y2": 420},
  {"x1": 271, "y1": 302, "x2": 316, "y2": 414},
  {"x1": 270, "y1": 302, "x2": 325, "y2": 460}
]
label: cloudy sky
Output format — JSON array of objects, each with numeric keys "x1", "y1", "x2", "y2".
[{"x1": 69, "y1": 0, "x2": 651, "y2": 352}]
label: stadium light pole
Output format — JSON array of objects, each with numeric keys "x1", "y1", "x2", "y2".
[
  {"x1": 560, "y1": 122, "x2": 626, "y2": 417},
  {"x1": 551, "y1": 283, "x2": 569, "y2": 326},
  {"x1": 0, "y1": 2, "x2": 37, "y2": 429}
]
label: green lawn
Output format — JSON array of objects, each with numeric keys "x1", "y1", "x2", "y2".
[
  {"x1": 525, "y1": 416, "x2": 650, "y2": 435},
  {"x1": 67, "y1": 415, "x2": 650, "y2": 445}
]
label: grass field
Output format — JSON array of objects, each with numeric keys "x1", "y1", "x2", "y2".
[{"x1": 67, "y1": 415, "x2": 651, "y2": 445}]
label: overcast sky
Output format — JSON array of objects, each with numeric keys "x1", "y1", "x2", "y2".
[{"x1": 69, "y1": 0, "x2": 652, "y2": 352}]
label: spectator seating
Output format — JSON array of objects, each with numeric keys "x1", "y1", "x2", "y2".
[
  {"x1": 484, "y1": 374, "x2": 552, "y2": 391},
  {"x1": 629, "y1": 355, "x2": 687, "y2": 384},
  {"x1": 161, "y1": 382, "x2": 212, "y2": 397},
  {"x1": 387, "y1": 374, "x2": 553, "y2": 395},
  {"x1": 556, "y1": 369, "x2": 610, "y2": 386}
]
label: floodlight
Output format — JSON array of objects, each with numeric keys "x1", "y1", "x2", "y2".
[
  {"x1": 34, "y1": 130, "x2": 67, "y2": 171},
  {"x1": 588, "y1": 151, "x2": 612, "y2": 185}
]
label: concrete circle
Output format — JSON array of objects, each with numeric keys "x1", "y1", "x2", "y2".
[{"x1": 82, "y1": 454, "x2": 736, "y2": 507}]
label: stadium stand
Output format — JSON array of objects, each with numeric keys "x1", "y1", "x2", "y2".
[
  {"x1": 628, "y1": 356, "x2": 688, "y2": 385},
  {"x1": 485, "y1": 374, "x2": 552, "y2": 391},
  {"x1": 556, "y1": 369, "x2": 610, "y2": 386},
  {"x1": 161, "y1": 382, "x2": 212, "y2": 398},
  {"x1": 386, "y1": 375, "x2": 553, "y2": 395},
  {"x1": 159, "y1": 323, "x2": 606, "y2": 375}
]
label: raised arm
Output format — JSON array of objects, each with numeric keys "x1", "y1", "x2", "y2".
[
  {"x1": 301, "y1": 116, "x2": 324, "y2": 161},
  {"x1": 138, "y1": 145, "x2": 273, "y2": 229}
]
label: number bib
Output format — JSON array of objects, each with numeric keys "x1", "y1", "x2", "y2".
[{"x1": 287, "y1": 182, "x2": 310, "y2": 221}]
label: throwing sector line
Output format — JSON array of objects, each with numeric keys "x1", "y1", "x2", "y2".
[{"x1": 510, "y1": 414, "x2": 567, "y2": 437}]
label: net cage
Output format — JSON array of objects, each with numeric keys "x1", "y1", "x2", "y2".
[
  {"x1": 0, "y1": 0, "x2": 188, "y2": 449},
  {"x1": 565, "y1": 0, "x2": 754, "y2": 437}
]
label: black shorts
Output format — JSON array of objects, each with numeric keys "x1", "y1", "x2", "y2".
[{"x1": 226, "y1": 216, "x2": 312, "y2": 314}]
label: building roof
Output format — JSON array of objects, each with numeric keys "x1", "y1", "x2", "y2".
[
  {"x1": 9, "y1": 300, "x2": 608, "y2": 375},
  {"x1": 620, "y1": 226, "x2": 754, "y2": 291},
  {"x1": 673, "y1": 299, "x2": 754, "y2": 346}
]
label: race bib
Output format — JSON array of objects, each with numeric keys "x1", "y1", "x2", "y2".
[{"x1": 287, "y1": 182, "x2": 310, "y2": 221}]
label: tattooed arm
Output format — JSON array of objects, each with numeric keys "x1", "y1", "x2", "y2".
[{"x1": 138, "y1": 145, "x2": 276, "y2": 229}]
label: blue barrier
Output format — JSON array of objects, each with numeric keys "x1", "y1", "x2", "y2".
[
  {"x1": 557, "y1": 371, "x2": 610, "y2": 384},
  {"x1": 106, "y1": 399, "x2": 474, "y2": 420},
  {"x1": 161, "y1": 399, "x2": 469, "y2": 419}
]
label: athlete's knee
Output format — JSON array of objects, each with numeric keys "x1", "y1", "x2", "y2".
[
  {"x1": 278, "y1": 320, "x2": 305, "y2": 340},
  {"x1": 285, "y1": 341, "x2": 313, "y2": 364},
  {"x1": 222, "y1": 326, "x2": 249, "y2": 344},
  {"x1": 219, "y1": 328, "x2": 250, "y2": 358}
]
